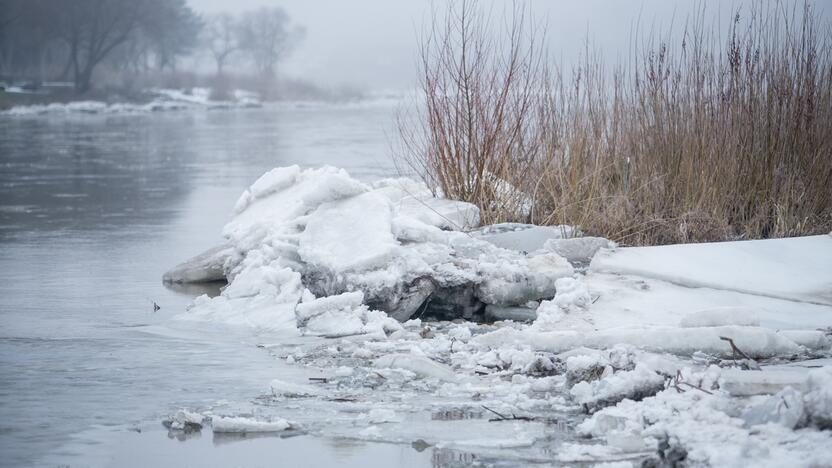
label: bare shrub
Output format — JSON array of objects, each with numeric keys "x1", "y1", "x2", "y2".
[
  {"x1": 398, "y1": 1, "x2": 832, "y2": 245},
  {"x1": 396, "y1": 1, "x2": 548, "y2": 224}
]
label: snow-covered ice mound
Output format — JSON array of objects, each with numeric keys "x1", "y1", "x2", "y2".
[{"x1": 169, "y1": 165, "x2": 575, "y2": 331}]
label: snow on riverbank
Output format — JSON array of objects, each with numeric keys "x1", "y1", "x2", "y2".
[
  {"x1": 165, "y1": 165, "x2": 832, "y2": 465},
  {"x1": 1, "y1": 87, "x2": 262, "y2": 116}
]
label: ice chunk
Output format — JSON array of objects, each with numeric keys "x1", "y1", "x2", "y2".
[
  {"x1": 211, "y1": 416, "x2": 292, "y2": 433},
  {"x1": 163, "y1": 409, "x2": 205, "y2": 432},
  {"x1": 570, "y1": 363, "x2": 665, "y2": 412},
  {"x1": 296, "y1": 291, "x2": 365, "y2": 326},
  {"x1": 719, "y1": 368, "x2": 809, "y2": 396},
  {"x1": 565, "y1": 354, "x2": 610, "y2": 385},
  {"x1": 477, "y1": 253, "x2": 573, "y2": 305},
  {"x1": 374, "y1": 353, "x2": 458, "y2": 382},
  {"x1": 447, "y1": 325, "x2": 473, "y2": 341},
  {"x1": 474, "y1": 325, "x2": 810, "y2": 358},
  {"x1": 178, "y1": 266, "x2": 302, "y2": 332},
  {"x1": 224, "y1": 166, "x2": 367, "y2": 247},
  {"x1": 295, "y1": 291, "x2": 401, "y2": 337},
  {"x1": 679, "y1": 306, "x2": 760, "y2": 328},
  {"x1": 804, "y1": 367, "x2": 832, "y2": 429},
  {"x1": 776, "y1": 330, "x2": 830, "y2": 350},
  {"x1": 163, "y1": 243, "x2": 235, "y2": 283},
  {"x1": 372, "y1": 178, "x2": 480, "y2": 230},
  {"x1": 552, "y1": 277, "x2": 591, "y2": 311},
  {"x1": 234, "y1": 166, "x2": 302, "y2": 214},
  {"x1": 741, "y1": 387, "x2": 805, "y2": 429},
  {"x1": 532, "y1": 278, "x2": 593, "y2": 331},
  {"x1": 544, "y1": 236, "x2": 615, "y2": 264},
  {"x1": 473, "y1": 223, "x2": 576, "y2": 252},
  {"x1": 484, "y1": 305, "x2": 538, "y2": 322},
  {"x1": 298, "y1": 191, "x2": 398, "y2": 272},
  {"x1": 590, "y1": 235, "x2": 832, "y2": 306}
]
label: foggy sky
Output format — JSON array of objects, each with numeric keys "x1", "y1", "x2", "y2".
[{"x1": 188, "y1": 0, "x2": 829, "y2": 92}]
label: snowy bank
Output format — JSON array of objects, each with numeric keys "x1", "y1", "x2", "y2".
[{"x1": 1, "y1": 87, "x2": 262, "y2": 116}]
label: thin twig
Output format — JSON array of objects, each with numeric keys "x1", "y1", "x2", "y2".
[{"x1": 719, "y1": 336, "x2": 752, "y2": 360}]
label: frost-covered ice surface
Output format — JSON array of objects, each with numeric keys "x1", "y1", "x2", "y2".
[{"x1": 163, "y1": 166, "x2": 832, "y2": 466}]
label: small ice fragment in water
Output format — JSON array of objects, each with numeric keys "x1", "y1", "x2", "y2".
[
  {"x1": 163, "y1": 409, "x2": 204, "y2": 432},
  {"x1": 374, "y1": 353, "x2": 458, "y2": 382},
  {"x1": 211, "y1": 416, "x2": 292, "y2": 433}
]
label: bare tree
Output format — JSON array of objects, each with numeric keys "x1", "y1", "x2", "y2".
[
  {"x1": 205, "y1": 13, "x2": 239, "y2": 76},
  {"x1": 144, "y1": 0, "x2": 202, "y2": 71},
  {"x1": 48, "y1": 0, "x2": 199, "y2": 92},
  {"x1": 57, "y1": 0, "x2": 148, "y2": 92},
  {"x1": 238, "y1": 7, "x2": 303, "y2": 78}
]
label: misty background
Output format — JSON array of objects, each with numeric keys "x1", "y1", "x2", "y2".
[
  {"x1": 3, "y1": 0, "x2": 827, "y2": 101},
  {"x1": 189, "y1": 0, "x2": 829, "y2": 92}
]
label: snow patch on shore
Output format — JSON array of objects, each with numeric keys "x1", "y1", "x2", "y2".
[{"x1": 2, "y1": 87, "x2": 262, "y2": 116}]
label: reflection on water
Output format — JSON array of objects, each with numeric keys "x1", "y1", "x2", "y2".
[
  {"x1": 0, "y1": 103, "x2": 399, "y2": 467},
  {"x1": 40, "y1": 426, "x2": 434, "y2": 468}
]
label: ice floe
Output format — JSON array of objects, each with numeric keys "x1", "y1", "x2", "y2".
[{"x1": 211, "y1": 416, "x2": 293, "y2": 433}]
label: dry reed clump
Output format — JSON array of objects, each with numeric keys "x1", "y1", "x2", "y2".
[{"x1": 397, "y1": 1, "x2": 832, "y2": 245}]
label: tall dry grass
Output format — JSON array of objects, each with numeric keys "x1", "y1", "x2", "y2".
[{"x1": 397, "y1": 1, "x2": 832, "y2": 245}]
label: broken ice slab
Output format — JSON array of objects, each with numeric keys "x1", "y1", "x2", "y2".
[
  {"x1": 163, "y1": 409, "x2": 205, "y2": 433},
  {"x1": 590, "y1": 234, "x2": 832, "y2": 306},
  {"x1": 374, "y1": 353, "x2": 458, "y2": 382},
  {"x1": 169, "y1": 166, "x2": 577, "y2": 328},
  {"x1": 543, "y1": 236, "x2": 615, "y2": 264},
  {"x1": 484, "y1": 305, "x2": 538, "y2": 322},
  {"x1": 570, "y1": 363, "x2": 666, "y2": 413},
  {"x1": 211, "y1": 416, "x2": 293, "y2": 433},
  {"x1": 472, "y1": 223, "x2": 576, "y2": 252},
  {"x1": 741, "y1": 387, "x2": 805, "y2": 428},
  {"x1": 474, "y1": 325, "x2": 827, "y2": 359},
  {"x1": 719, "y1": 368, "x2": 810, "y2": 396},
  {"x1": 163, "y1": 243, "x2": 234, "y2": 284}
]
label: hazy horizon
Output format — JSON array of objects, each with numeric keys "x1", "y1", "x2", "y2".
[{"x1": 186, "y1": 0, "x2": 830, "y2": 92}]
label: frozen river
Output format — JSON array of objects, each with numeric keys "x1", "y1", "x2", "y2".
[{"x1": 0, "y1": 102, "x2": 419, "y2": 467}]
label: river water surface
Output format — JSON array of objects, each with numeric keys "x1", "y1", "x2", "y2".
[{"x1": 0, "y1": 102, "x2": 431, "y2": 467}]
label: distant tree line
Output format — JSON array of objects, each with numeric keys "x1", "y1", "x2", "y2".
[
  {"x1": 204, "y1": 9, "x2": 304, "y2": 78},
  {"x1": 0, "y1": 0, "x2": 302, "y2": 94}
]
